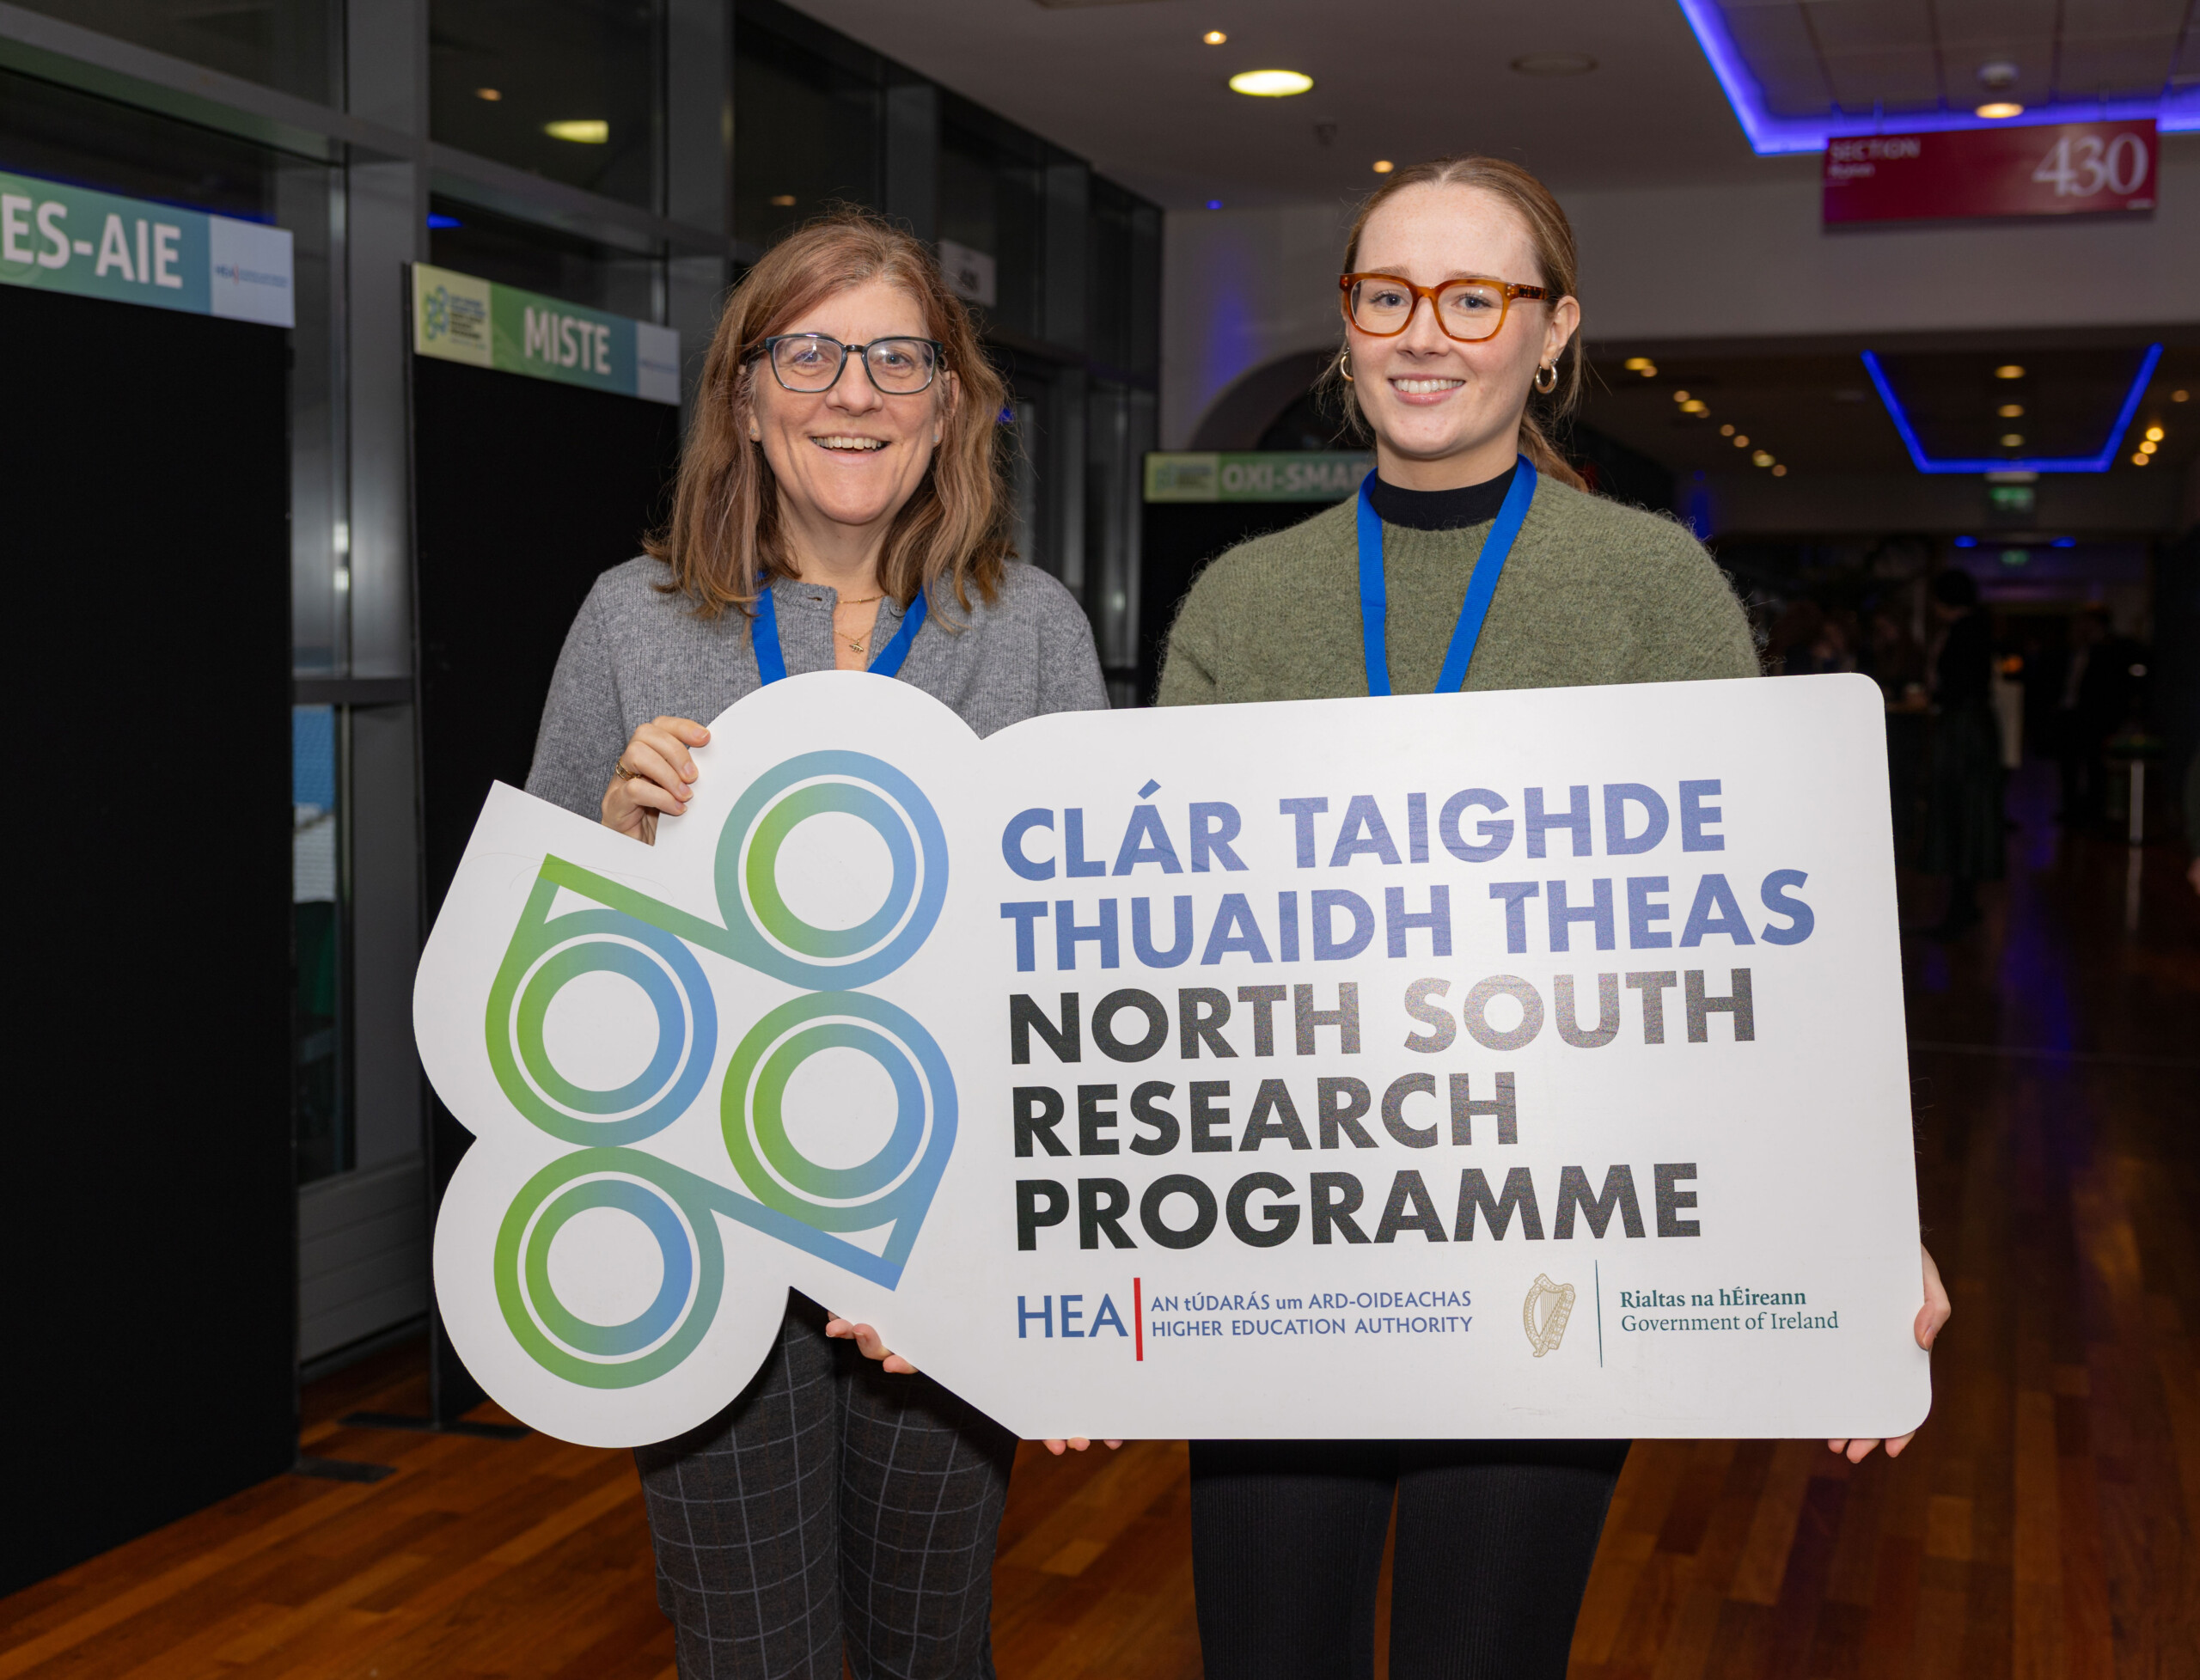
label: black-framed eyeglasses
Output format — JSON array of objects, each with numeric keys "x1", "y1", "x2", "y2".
[{"x1": 760, "y1": 333, "x2": 944, "y2": 394}]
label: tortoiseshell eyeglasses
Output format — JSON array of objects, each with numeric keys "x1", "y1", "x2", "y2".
[{"x1": 1338, "y1": 272, "x2": 1549, "y2": 342}]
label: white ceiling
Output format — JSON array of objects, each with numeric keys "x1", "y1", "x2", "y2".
[
  {"x1": 1721, "y1": 0, "x2": 2199, "y2": 119},
  {"x1": 779, "y1": 0, "x2": 1780, "y2": 207}
]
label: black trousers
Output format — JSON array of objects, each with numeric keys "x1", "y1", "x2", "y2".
[
  {"x1": 1189, "y1": 1438, "x2": 1629, "y2": 1680},
  {"x1": 633, "y1": 1295, "x2": 1017, "y2": 1680}
]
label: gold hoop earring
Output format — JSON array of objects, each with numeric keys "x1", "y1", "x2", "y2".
[
  {"x1": 1339, "y1": 350, "x2": 1354, "y2": 385},
  {"x1": 1534, "y1": 363, "x2": 1558, "y2": 395}
]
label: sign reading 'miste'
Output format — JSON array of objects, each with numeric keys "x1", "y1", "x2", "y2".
[{"x1": 412, "y1": 262, "x2": 680, "y2": 404}]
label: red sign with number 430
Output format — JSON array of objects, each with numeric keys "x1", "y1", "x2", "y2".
[{"x1": 1823, "y1": 119, "x2": 2155, "y2": 224}]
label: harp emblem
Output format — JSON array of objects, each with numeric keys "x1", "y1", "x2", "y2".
[{"x1": 1523, "y1": 1274, "x2": 1576, "y2": 1358}]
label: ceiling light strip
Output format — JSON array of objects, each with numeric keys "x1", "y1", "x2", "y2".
[
  {"x1": 1859, "y1": 345, "x2": 2164, "y2": 474},
  {"x1": 1675, "y1": 0, "x2": 2200, "y2": 155}
]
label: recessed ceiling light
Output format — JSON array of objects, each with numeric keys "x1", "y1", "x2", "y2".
[
  {"x1": 1976, "y1": 101, "x2": 2025, "y2": 119},
  {"x1": 1229, "y1": 69, "x2": 1314, "y2": 96},
  {"x1": 1998, "y1": 403, "x2": 2024, "y2": 418},
  {"x1": 2144, "y1": 425, "x2": 2165, "y2": 440},
  {"x1": 1625, "y1": 357, "x2": 1653, "y2": 372},
  {"x1": 1372, "y1": 160, "x2": 1395, "y2": 174},
  {"x1": 768, "y1": 194, "x2": 797, "y2": 207},
  {"x1": 2131, "y1": 452, "x2": 2149, "y2": 466},
  {"x1": 1995, "y1": 363, "x2": 2025, "y2": 380},
  {"x1": 2174, "y1": 389, "x2": 2190, "y2": 401},
  {"x1": 1683, "y1": 400, "x2": 1709, "y2": 415},
  {"x1": 2001, "y1": 433, "x2": 2024, "y2": 447},
  {"x1": 1202, "y1": 29, "x2": 1226, "y2": 45},
  {"x1": 1671, "y1": 389, "x2": 1690, "y2": 402},
  {"x1": 1771, "y1": 464, "x2": 1788, "y2": 476},
  {"x1": 544, "y1": 119, "x2": 608, "y2": 143},
  {"x1": 2139, "y1": 438, "x2": 2157, "y2": 454},
  {"x1": 1635, "y1": 363, "x2": 1658, "y2": 377},
  {"x1": 474, "y1": 87, "x2": 502, "y2": 101},
  {"x1": 1752, "y1": 450, "x2": 1774, "y2": 467},
  {"x1": 1732, "y1": 434, "x2": 1749, "y2": 447},
  {"x1": 1511, "y1": 52, "x2": 1597, "y2": 76},
  {"x1": 1719, "y1": 423, "x2": 1734, "y2": 435}
]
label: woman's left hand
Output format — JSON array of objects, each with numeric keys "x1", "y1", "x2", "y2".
[
  {"x1": 1042, "y1": 1438, "x2": 1124, "y2": 1457},
  {"x1": 1828, "y1": 1243, "x2": 1951, "y2": 1463},
  {"x1": 824, "y1": 1317, "x2": 918, "y2": 1375}
]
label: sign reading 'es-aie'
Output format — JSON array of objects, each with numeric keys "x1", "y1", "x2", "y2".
[{"x1": 1, "y1": 168, "x2": 293, "y2": 326}]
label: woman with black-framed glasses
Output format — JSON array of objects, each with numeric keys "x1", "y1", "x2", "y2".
[
  {"x1": 525, "y1": 209, "x2": 1105, "y2": 1678},
  {"x1": 1158, "y1": 155, "x2": 1952, "y2": 1680}
]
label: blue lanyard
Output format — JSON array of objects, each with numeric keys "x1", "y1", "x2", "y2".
[
  {"x1": 1356, "y1": 455, "x2": 1536, "y2": 696},
  {"x1": 749, "y1": 584, "x2": 928, "y2": 684}
]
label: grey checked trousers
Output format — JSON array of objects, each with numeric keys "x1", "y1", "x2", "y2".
[{"x1": 633, "y1": 1293, "x2": 1018, "y2": 1680}]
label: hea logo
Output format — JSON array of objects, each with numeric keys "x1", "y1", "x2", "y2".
[{"x1": 484, "y1": 751, "x2": 955, "y2": 1390}]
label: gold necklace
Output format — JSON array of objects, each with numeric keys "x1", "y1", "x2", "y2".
[{"x1": 837, "y1": 593, "x2": 884, "y2": 655}]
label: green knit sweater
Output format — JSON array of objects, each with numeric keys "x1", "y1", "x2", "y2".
[{"x1": 1157, "y1": 474, "x2": 1760, "y2": 705}]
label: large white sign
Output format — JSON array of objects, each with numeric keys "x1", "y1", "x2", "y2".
[{"x1": 417, "y1": 674, "x2": 1930, "y2": 1449}]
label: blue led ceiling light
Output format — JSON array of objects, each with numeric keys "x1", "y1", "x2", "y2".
[
  {"x1": 1676, "y1": 0, "x2": 2200, "y2": 153},
  {"x1": 1861, "y1": 345, "x2": 2162, "y2": 474}
]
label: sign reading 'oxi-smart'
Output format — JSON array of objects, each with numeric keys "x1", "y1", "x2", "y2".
[{"x1": 417, "y1": 674, "x2": 1930, "y2": 1451}]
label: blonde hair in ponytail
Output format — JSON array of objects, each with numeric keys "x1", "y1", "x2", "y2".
[{"x1": 1319, "y1": 155, "x2": 1587, "y2": 492}]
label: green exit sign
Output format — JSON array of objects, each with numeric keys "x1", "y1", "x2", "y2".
[{"x1": 1987, "y1": 483, "x2": 2036, "y2": 518}]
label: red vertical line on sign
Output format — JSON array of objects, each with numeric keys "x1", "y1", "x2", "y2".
[{"x1": 1134, "y1": 1277, "x2": 1144, "y2": 1361}]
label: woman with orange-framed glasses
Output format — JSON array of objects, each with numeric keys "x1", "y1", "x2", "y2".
[{"x1": 1157, "y1": 155, "x2": 1952, "y2": 1680}]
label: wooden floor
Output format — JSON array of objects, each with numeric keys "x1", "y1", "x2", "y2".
[{"x1": 4, "y1": 762, "x2": 2195, "y2": 1679}]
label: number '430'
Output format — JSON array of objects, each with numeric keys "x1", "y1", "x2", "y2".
[{"x1": 2032, "y1": 133, "x2": 2149, "y2": 198}]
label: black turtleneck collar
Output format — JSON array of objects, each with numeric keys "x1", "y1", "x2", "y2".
[{"x1": 1365, "y1": 463, "x2": 1518, "y2": 531}]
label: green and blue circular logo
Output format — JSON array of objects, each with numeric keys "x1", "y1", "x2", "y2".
[{"x1": 483, "y1": 749, "x2": 954, "y2": 1389}]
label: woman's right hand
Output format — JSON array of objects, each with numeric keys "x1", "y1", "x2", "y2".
[{"x1": 602, "y1": 717, "x2": 710, "y2": 844}]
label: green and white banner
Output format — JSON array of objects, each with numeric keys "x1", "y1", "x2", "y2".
[
  {"x1": 412, "y1": 262, "x2": 681, "y2": 406},
  {"x1": 1145, "y1": 451, "x2": 1373, "y2": 504},
  {"x1": 0, "y1": 169, "x2": 294, "y2": 327}
]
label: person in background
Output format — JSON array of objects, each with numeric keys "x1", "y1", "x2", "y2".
[
  {"x1": 1867, "y1": 603, "x2": 1930, "y2": 864},
  {"x1": 2185, "y1": 752, "x2": 2200, "y2": 896},
  {"x1": 2056, "y1": 608, "x2": 2111, "y2": 826},
  {"x1": 1154, "y1": 153, "x2": 1951, "y2": 1680},
  {"x1": 1766, "y1": 599, "x2": 1856, "y2": 677},
  {"x1": 1864, "y1": 603, "x2": 1927, "y2": 704},
  {"x1": 526, "y1": 209, "x2": 1107, "y2": 1679},
  {"x1": 1920, "y1": 568, "x2": 2002, "y2": 937}
]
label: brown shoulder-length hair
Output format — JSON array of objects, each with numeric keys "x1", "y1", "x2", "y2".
[
  {"x1": 648, "y1": 209, "x2": 1012, "y2": 615},
  {"x1": 1320, "y1": 155, "x2": 1588, "y2": 492}
]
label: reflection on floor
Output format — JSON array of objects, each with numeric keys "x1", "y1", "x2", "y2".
[
  {"x1": 1, "y1": 762, "x2": 2192, "y2": 1679},
  {"x1": 1570, "y1": 762, "x2": 2200, "y2": 1678}
]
